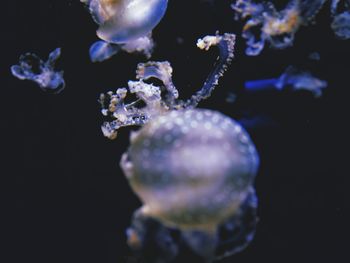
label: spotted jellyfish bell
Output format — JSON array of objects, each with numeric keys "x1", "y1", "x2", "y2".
[
  {"x1": 121, "y1": 109, "x2": 259, "y2": 260},
  {"x1": 87, "y1": 0, "x2": 168, "y2": 44}
]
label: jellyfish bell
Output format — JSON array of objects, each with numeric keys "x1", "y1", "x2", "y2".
[
  {"x1": 98, "y1": 33, "x2": 259, "y2": 260},
  {"x1": 88, "y1": 0, "x2": 168, "y2": 43},
  {"x1": 121, "y1": 109, "x2": 259, "y2": 232}
]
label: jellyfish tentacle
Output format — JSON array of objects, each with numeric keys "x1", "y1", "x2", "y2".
[
  {"x1": 99, "y1": 80, "x2": 165, "y2": 139},
  {"x1": 183, "y1": 33, "x2": 236, "y2": 109},
  {"x1": 46, "y1": 48, "x2": 61, "y2": 68},
  {"x1": 136, "y1": 61, "x2": 179, "y2": 107},
  {"x1": 215, "y1": 187, "x2": 258, "y2": 260},
  {"x1": 99, "y1": 33, "x2": 236, "y2": 139}
]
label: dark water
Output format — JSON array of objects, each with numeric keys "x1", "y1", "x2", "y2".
[{"x1": 2, "y1": 1, "x2": 348, "y2": 263}]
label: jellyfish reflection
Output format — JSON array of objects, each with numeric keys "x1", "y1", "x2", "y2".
[
  {"x1": 11, "y1": 48, "x2": 65, "y2": 94},
  {"x1": 81, "y1": 0, "x2": 168, "y2": 62}
]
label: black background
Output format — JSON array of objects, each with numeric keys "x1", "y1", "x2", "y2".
[{"x1": 2, "y1": 1, "x2": 349, "y2": 262}]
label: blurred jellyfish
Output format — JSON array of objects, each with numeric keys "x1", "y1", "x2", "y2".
[
  {"x1": 245, "y1": 66, "x2": 327, "y2": 98},
  {"x1": 331, "y1": 0, "x2": 350, "y2": 39},
  {"x1": 11, "y1": 48, "x2": 65, "y2": 94},
  {"x1": 81, "y1": 0, "x2": 168, "y2": 62},
  {"x1": 99, "y1": 33, "x2": 260, "y2": 261},
  {"x1": 232, "y1": 0, "x2": 327, "y2": 55}
]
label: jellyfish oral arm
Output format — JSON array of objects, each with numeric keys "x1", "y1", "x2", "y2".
[
  {"x1": 184, "y1": 33, "x2": 236, "y2": 108},
  {"x1": 98, "y1": 33, "x2": 236, "y2": 139}
]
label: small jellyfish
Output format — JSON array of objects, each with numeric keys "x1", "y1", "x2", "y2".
[
  {"x1": 11, "y1": 48, "x2": 65, "y2": 93},
  {"x1": 232, "y1": 0, "x2": 327, "y2": 55},
  {"x1": 244, "y1": 66, "x2": 327, "y2": 98},
  {"x1": 81, "y1": 0, "x2": 168, "y2": 61},
  {"x1": 331, "y1": 0, "x2": 350, "y2": 39}
]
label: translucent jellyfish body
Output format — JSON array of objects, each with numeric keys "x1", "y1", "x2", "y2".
[
  {"x1": 232, "y1": 0, "x2": 327, "y2": 55},
  {"x1": 122, "y1": 109, "x2": 259, "y2": 261},
  {"x1": 82, "y1": 0, "x2": 168, "y2": 61},
  {"x1": 11, "y1": 48, "x2": 65, "y2": 93},
  {"x1": 122, "y1": 109, "x2": 259, "y2": 231}
]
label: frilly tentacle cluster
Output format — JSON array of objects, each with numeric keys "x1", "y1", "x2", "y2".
[
  {"x1": 99, "y1": 33, "x2": 236, "y2": 139},
  {"x1": 232, "y1": 0, "x2": 327, "y2": 56}
]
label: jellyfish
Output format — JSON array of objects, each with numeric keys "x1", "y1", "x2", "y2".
[
  {"x1": 244, "y1": 66, "x2": 327, "y2": 98},
  {"x1": 11, "y1": 48, "x2": 65, "y2": 94},
  {"x1": 231, "y1": 0, "x2": 327, "y2": 55},
  {"x1": 81, "y1": 0, "x2": 168, "y2": 62},
  {"x1": 99, "y1": 33, "x2": 260, "y2": 261},
  {"x1": 123, "y1": 109, "x2": 259, "y2": 262},
  {"x1": 331, "y1": 0, "x2": 350, "y2": 39}
]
